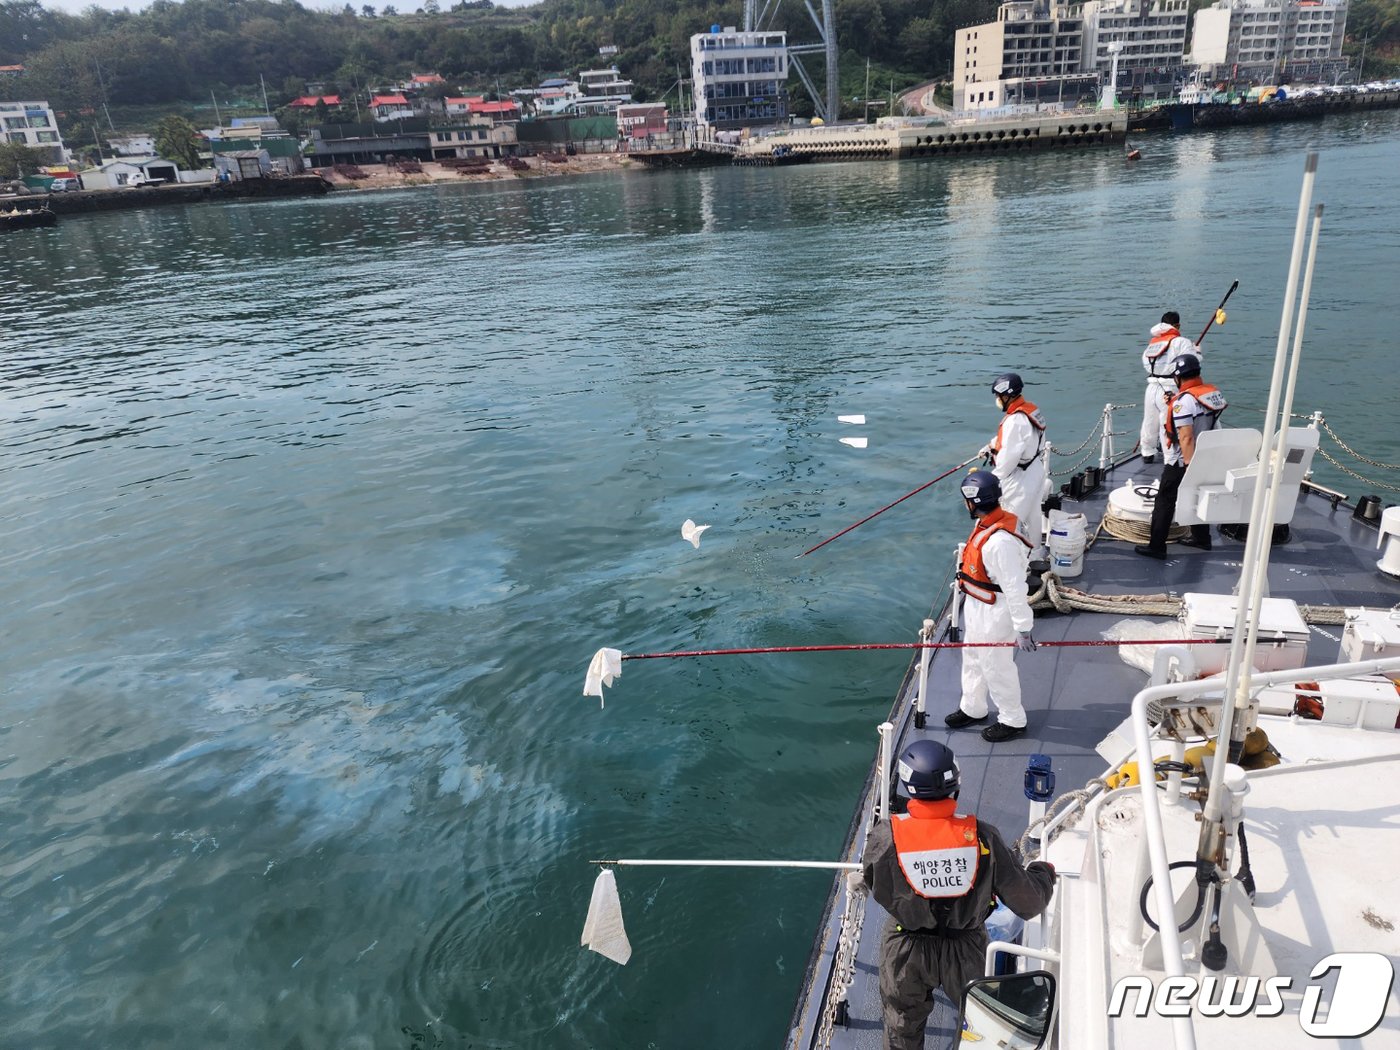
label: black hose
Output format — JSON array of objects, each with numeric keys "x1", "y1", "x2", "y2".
[
  {"x1": 1237, "y1": 824, "x2": 1256, "y2": 901},
  {"x1": 1139, "y1": 861, "x2": 1208, "y2": 933}
]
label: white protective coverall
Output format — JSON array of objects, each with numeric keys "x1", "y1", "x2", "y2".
[
  {"x1": 1140, "y1": 324, "x2": 1199, "y2": 457},
  {"x1": 959, "y1": 528, "x2": 1035, "y2": 729},
  {"x1": 990, "y1": 411, "x2": 1048, "y2": 545}
]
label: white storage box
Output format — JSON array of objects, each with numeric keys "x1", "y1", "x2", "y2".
[
  {"x1": 1341, "y1": 608, "x2": 1400, "y2": 674},
  {"x1": 1182, "y1": 592, "x2": 1310, "y2": 674},
  {"x1": 1316, "y1": 678, "x2": 1400, "y2": 730}
]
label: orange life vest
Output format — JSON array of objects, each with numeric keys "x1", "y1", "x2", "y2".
[
  {"x1": 891, "y1": 798, "x2": 981, "y2": 899},
  {"x1": 1164, "y1": 378, "x2": 1228, "y2": 448},
  {"x1": 1146, "y1": 326, "x2": 1184, "y2": 377},
  {"x1": 957, "y1": 506, "x2": 1031, "y2": 605},
  {"x1": 990, "y1": 397, "x2": 1047, "y2": 469}
]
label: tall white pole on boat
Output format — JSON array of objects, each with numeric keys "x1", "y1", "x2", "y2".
[{"x1": 1200, "y1": 152, "x2": 1318, "y2": 860}]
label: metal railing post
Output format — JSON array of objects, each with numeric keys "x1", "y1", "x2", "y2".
[
  {"x1": 1100, "y1": 402, "x2": 1115, "y2": 470},
  {"x1": 876, "y1": 721, "x2": 895, "y2": 823},
  {"x1": 915, "y1": 618, "x2": 935, "y2": 729}
]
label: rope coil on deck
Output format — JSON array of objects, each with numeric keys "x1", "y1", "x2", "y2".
[{"x1": 1098, "y1": 501, "x2": 1188, "y2": 545}]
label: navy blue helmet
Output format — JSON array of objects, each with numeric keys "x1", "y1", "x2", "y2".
[{"x1": 897, "y1": 740, "x2": 961, "y2": 800}]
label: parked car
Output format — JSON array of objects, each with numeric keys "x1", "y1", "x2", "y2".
[{"x1": 48, "y1": 177, "x2": 79, "y2": 192}]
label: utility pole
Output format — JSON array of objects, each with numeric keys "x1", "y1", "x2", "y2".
[
  {"x1": 1357, "y1": 34, "x2": 1369, "y2": 81},
  {"x1": 864, "y1": 57, "x2": 870, "y2": 122},
  {"x1": 210, "y1": 89, "x2": 223, "y2": 127},
  {"x1": 260, "y1": 73, "x2": 271, "y2": 115}
]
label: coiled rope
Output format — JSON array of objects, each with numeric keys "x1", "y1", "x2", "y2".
[{"x1": 1016, "y1": 778, "x2": 1109, "y2": 862}]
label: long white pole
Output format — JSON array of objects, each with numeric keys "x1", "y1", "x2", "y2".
[
  {"x1": 1201, "y1": 152, "x2": 1317, "y2": 838},
  {"x1": 592, "y1": 859, "x2": 860, "y2": 870}
]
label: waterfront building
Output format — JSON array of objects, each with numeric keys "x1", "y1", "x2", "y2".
[
  {"x1": 954, "y1": 0, "x2": 1187, "y2": 110},
  {"x1": 615, "y1": 103, "x2": 668, "y2": 138},
  {"x1": 1189, "y1": 0, "x2": 1348, "y2": 82},
  {"x1": 1080, "y1": 0, "x2": 1190, "y2": 98},
  {"x1": 0, "y1": 99, "x2": 67, "y2": 165},
  {"x1": 427, "y1": 124, "x2": 516, "y2": 160},
  {"x1": 954, "y1": 2, "x2": 1094, "y2": 111},
  {"x1": 690, "y1": 26, "x2": 789, "y2": 132}
]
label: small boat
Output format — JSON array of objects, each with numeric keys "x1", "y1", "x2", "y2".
[{"x1": 0, "y1": 198, "x2": 57, "y2": 230}]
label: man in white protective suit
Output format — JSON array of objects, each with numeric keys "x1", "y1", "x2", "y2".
[
  {"x1": 982, "y1": 373, "x2": 1048, "y2": 551},
  {"x1": 945, "y1": 470, "x2": 1038, "y2": 743},
  {"x1": 1138, "y1": 310, "x2": 1199, "y2": 464}
]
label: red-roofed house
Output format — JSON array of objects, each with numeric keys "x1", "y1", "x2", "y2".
[
  {"x1": 408, "y1": 73, "x2": 446, "y2": 87},
  {"x1": 467, "y1": 98, "x2": 520, "y2": 126},
  {"x1": 369, "y1": 94, "x2": 414, "y2": 121},
  {"x1": 444, "y1": 96, "x2": 483, "y2": 117},
  {"x1": 288, "y1": 95, "x2": 342, "y2": 108},
  {"x1": 0, "y1": 64, "x2": 26, "y2": 77}
]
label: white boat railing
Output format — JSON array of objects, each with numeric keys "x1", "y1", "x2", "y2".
[{"x1": 1127, "y1": 653, "x2": 1400, "y2": 1050}]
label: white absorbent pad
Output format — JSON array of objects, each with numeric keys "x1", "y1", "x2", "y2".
[
  {"x1": 583, "y1": 647, "x2": 623, "y2": 705},
  {"x1": 581, "y1": 868, "x2": 632, "y2": 965},
  {"x1": 1102, "y1": 618, "x2": 1189, "y2": 674}
]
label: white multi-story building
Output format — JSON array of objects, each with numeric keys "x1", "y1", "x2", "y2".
[
  {"x1": 954, "y1": 0, "x2": 1187, "y2": 109},
  {"x1": 0, "y1": 99, "x2": 66, "y2": 164},
  {"x1": 1190, "y1": 0, "x2": 1347, "y2": 80},
  {"x1": 579, "y1": 67, "x2": 633, "y2": 100},
  {"x1": 690, "y1": 26, "x2": 789, "y2": 131},
  {"x1": 1080, "y1": 0, "x2": 1190, "y2": 96}
]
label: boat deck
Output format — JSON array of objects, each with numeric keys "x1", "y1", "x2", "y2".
[{"x1": 787, "y1": 453, "x2": 1400, "y2": 1049}]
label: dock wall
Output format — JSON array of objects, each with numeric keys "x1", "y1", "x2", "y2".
[{"x1": 43, "y1": 175, "x2": 330, "y2": 216}]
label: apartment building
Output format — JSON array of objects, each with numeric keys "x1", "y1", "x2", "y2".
[{"x1": 1190, "y1": 0, "x2": 1347, "y2": 79}]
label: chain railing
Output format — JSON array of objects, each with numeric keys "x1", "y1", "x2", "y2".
[
  {"x1": 816, "y1": 880, "x2": 869, "y2": 1049},
  {"x1": 1048, "y1": 415, "x2": 1104, "y2": 458},
  {"x1": 1319, "y1": 420, "x2": 1400, "y2": 471},
  {"x1": 1315, "y1": 445, "x2": 1400, "y2": 494}
]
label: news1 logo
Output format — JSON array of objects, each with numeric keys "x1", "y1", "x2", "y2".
[{"x1": 1107, "y1": 953, "x2": 1395, "y2": 1038}]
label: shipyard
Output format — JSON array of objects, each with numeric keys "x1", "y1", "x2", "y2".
[{"x1": 3, "y1": 0, "x2": 1400, "y2": 1047}]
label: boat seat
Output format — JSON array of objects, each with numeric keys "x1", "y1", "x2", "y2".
[
  {"x1": 1175, "y1": 429, "x2": 1260, "y2": 526},
  {"x1": 1176, "y1": 427, "x2": 1319, "y2": 526}
]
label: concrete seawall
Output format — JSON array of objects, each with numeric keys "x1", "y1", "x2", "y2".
[
  {"x1": 734, "y1": 110, "x2": 1127, "y2": 165},
  {"x1": 44, "y1": 175, "x2": 331, "y2": 216}
]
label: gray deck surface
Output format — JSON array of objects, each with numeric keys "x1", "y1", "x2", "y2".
[{"x1": 787, "y1": 456, "x2": 1400, "y2": 1050}]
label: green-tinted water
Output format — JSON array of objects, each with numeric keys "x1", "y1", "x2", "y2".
[{"x1": 3, "y1": 113, "x2": 1399, "y2": 1048}]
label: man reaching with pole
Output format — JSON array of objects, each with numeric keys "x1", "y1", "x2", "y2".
[
  {"x1": 945, "y1": 470, "x2": 1037, "y2": 743},
  {"x1": 857, "y1": 739, "x2": 1056, "y2": 1050},
  {"x1": 1135, "y1": 353, "x2": 1227, "y2": 559},
  {"x1": 1139, "y1": 310, "x2": 1199, "y2": 465}
]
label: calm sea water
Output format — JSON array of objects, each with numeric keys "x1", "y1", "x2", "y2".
[{"x1": 3, "y1": 113, "x2": 1399, "y2": 1049}]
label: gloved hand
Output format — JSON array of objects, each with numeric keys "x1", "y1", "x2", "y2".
[
  {"x1": 845, "y1": 869, "x2": 866, "y2": 896},
  {"x1": 1016, "y1": 631, "x2": 1038, "y2": 653},
  {"x1": 978, "y1": 444, "x2": 993, "y2": 463}
]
